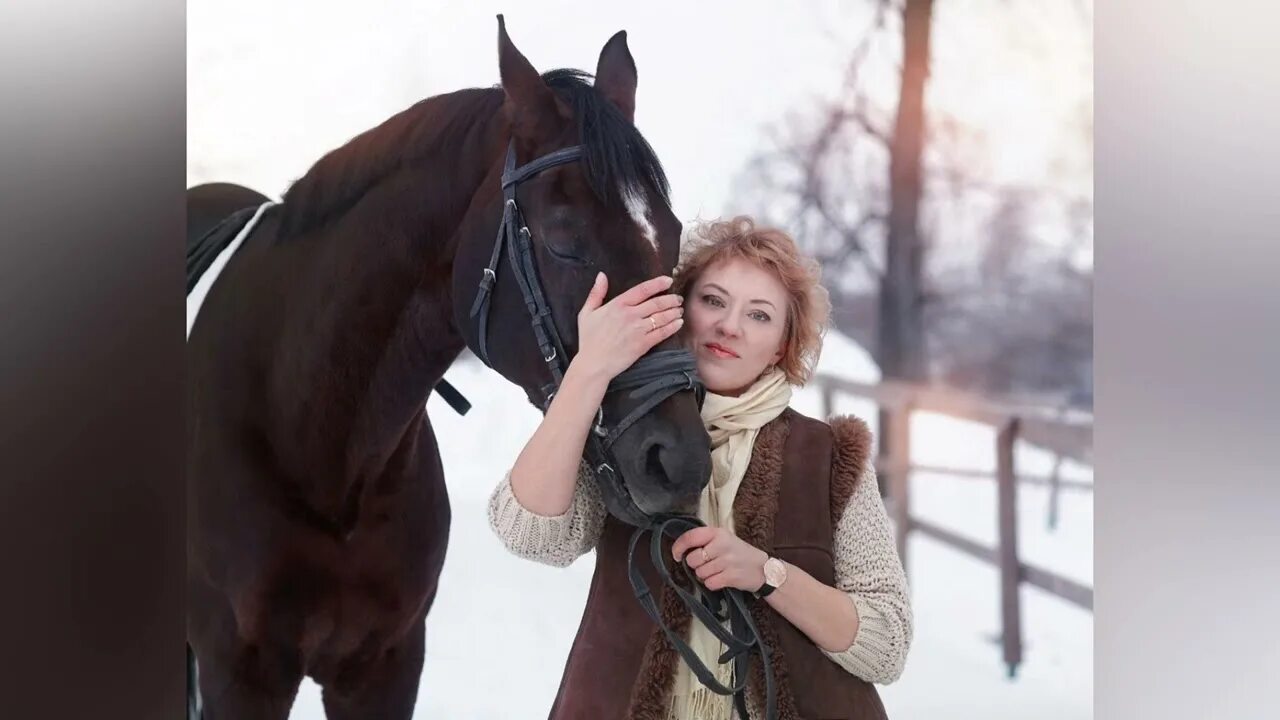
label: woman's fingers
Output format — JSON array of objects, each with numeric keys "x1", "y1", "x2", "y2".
[
  {"x1": 615, "y1": 275, "x2": 674, "y2": 307},
  {"x1": 702, "y1": 573, "x2": 730, "y2": 592},
  {"x1": 672, "y1": 527, "x2": 716, "y2": 561},
  {"x1": 579, "y1": 272, "x2": 608, "y2": 315},
  {"x1": 648, "y1": 317, "x2": 683, "y2": 345},
  {"x1": 694, "y1": 557, "x2": 725, "y2": 580},
  {"x1": 645, "y1": 307, "x2": 684, "y2": 331},
  {"x1": 631, "y1": 293, "x2": 684, "y2": 318}
]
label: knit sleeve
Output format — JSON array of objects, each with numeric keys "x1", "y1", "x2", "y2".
[
  {"x1": 486, "y1": 458, "x2": 607, "y2": 568},
  {"x1": 821, "y1": 463, "x2": 914, "y2": 684}
]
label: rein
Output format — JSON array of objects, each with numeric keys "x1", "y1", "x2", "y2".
[{"x1": 629, "y1": 516, "x2": 778, "y2": 720}]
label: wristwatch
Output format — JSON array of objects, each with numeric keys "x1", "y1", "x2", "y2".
[{"x1": 754, "y1": 557, "x2": 788, "y2": 599}]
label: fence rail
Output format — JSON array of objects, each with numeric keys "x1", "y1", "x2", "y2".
[{"x1": 813, "y1": 373, "x2": 1094, "y2": 678}]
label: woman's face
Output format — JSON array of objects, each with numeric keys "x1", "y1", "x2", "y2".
[{"x1": 684, "y1": 257, "x2": 789, "y2": 396}]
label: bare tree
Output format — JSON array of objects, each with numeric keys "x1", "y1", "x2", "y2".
[
  {"x1": 880, "y1": 0, "x2": 934, "y2": 384},
  {"x1": 730, "y1": 0, "x2": 1093, "y2": 406}
]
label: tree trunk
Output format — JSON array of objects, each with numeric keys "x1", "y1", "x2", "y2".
[
  {"x1": 876, "y1": 0, "x2": 933, "y2": 498},
  {"x1": 877, "y1": 0, "x2": 933, "y2": 384}
]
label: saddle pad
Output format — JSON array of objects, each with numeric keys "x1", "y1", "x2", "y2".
[{"x1": 186, "y1": 201, "x2": 276, "y2": 339}]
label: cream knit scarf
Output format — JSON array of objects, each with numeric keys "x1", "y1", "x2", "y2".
[{"x1": 667, "y1": 368, "x2": 792, "y2": 720}]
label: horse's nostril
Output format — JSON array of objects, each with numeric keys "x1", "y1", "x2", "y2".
[{"x1": 644, "y1": 442, "x2": 665, "y2": 479}]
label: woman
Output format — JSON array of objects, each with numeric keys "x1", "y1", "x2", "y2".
[{"x1": 488, "y1": 217, "x2": 912, "y2": 719}]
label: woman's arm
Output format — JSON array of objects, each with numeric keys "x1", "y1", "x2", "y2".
[
  {"x1": 488, "y1": 272, "x2": 685, "y2": 565},
  {"x1": 758, "y1": 559, "x2": 863, "y2": 653},
  {"x1": 817, "y1": 464, "x2": 913, "y2": 684},
  {"x1": 488, "y1": 457, "x2": 607, "y2": 567},
  {"x1": 486, "y1": 363, "x2": 612, "y2": 568},
  {"x1": 508, "y1": 272, "x2": 683, "y2": 515},
  {"x1": 671, "y1": 529, "x2": 867, "y2": 654},
  {"x1": 671, "y1": 464, "x2": 912, "y2": 683},
  {"x1": 507, "y1": 361, "x2": 612, "y2": 516}
]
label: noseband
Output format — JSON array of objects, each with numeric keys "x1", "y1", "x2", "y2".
[{"x1": 467, "y1": 140, "x2": 776, "y2": 720}]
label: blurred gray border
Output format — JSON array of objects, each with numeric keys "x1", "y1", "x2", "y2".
[
  {"x1": 1, "y1": 1, "x2": 1278, "y2": 718},
  {"x1": 1097, "y1": 1, "x2": 1280, "y2": 718}
]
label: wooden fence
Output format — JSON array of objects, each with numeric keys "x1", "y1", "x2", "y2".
[{"x1": 812, "y1": 374, "x2": 1093, "y2": 678}]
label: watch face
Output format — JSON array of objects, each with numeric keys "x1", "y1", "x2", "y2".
[{"x1": 763, "y1": 558, "x2": 787, "y2": 586}]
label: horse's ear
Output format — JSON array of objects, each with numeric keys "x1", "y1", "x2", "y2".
[
  {"x1": 595, "y1": 30, "x2": 637, "y2": 123},
  {"x1": 497, "y1": 14, "x2": 565, "y2": 142}
]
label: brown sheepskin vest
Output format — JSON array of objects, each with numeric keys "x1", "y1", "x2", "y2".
[{"x1": 547, "y1": 408, "x2": 890, "y2": 720}]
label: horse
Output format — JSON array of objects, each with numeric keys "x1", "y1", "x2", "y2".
[{"x1": 187, "y1": 17, "x2": 711, "y2": 719}]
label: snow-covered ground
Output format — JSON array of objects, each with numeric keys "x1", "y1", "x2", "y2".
[{"x1": 287, "y1": 330, "x2": 1093, "y2": 718}]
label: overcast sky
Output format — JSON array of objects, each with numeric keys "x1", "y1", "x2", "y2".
[{"x1": 188, "y1": 1, "x2": 1091, "y2": 234}]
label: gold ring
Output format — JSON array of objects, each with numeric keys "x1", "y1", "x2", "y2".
[
  {"x1": 649, "y1": 316, "x2": 658, "y2": 333},
  {"x1": 700, "y1": 548, "x2": 710, "y2": 564}
]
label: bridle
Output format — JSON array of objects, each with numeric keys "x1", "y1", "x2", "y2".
[
  {"x1": 467, "y1": 139, "x2": 705, "y2": 527},
  {"x1": 467, "y1": 140, "x2": 777, "y2": 720}
]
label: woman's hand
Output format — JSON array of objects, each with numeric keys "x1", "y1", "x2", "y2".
[
  {"x1": 572, "y1": 272, "x2": 684, "y2": 384},
  {"x1": 672, "y1": 526, "x2": 770, "y2": 593}
]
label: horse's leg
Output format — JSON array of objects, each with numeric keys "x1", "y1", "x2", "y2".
[
  {"x1": 194, "y1": 639, "x2": 303, "y2": 720},
  {"x1": 320, "y1": 614, "x2": 428, "y2": 720},
  {"x1": 190, "y1": 585, "x2": 303, "y2": 720}
]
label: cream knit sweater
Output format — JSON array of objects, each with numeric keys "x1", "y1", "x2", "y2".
[{"x1": 488, "y1": 458, "x2": 913, "y2": 688}]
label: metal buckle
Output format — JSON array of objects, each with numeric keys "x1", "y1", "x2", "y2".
[
  {"x1": 593, "y1": 407, "x2": 607, "y2": 437},
  {"x1": 505, "y1": 198, "x2": 517, "y2": 211},
  {"x1": 543, "y1": 347, "x2": 557, "y2": 363},
  {"x1": 482, "y1": 268, "x2": 496, "y2": 281}
]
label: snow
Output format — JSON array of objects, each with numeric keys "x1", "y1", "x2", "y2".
[{"x1": 286, "y1": 330, "x2": 1093, "y2": 719}]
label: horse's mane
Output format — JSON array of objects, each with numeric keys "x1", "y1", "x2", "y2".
[{"x1": 277, "y1": 69, "x2": 670, "y2": 240}]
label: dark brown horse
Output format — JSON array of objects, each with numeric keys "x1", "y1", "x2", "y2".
[{"x1": 187, "y1": 17, "x2": 710, "y2": 720}]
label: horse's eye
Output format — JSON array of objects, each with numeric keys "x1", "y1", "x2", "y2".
[{"x1": 542, "y1": 238, "x2": 590, "y2": 267}]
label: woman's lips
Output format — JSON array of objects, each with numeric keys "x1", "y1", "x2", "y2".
[{"x1": 704, "y1": 343, "x2": 739, "y2": 359}]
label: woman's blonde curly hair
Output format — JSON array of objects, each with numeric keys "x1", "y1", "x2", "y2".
[{"x1": 673, "y1": 216, "x2": 831, "y2": 386}]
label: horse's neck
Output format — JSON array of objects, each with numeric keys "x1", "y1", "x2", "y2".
[{"x1": 281, "y1": 116, "x2": 504, "y2": 528}]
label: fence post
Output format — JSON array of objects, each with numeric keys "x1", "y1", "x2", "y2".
[
  {"x1": 1047, "y1": 454, "x2": 1063, "y2": 531},
  {"x1": 888, "y1": 402, "x2": 912, "y2": 579},
  {"x1": 997, "y1": 417, "x2": 1023, "y2": 678},
  {"x1": 821, "y1": 382, "x2": 835, "y2": 421}
]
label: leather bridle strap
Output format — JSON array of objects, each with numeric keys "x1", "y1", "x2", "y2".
[
  {"x1": 552, "y1": 350, "x2": 702, "y2": 444},
  {"x1": 468, "y1": 142, "x2": 585, "y2": 369},
  {"x1": 467, "y1": 140, "x2": 704, "y2": 527}
]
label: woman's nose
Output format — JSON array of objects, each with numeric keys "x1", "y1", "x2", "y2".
[{"x1": 716, "y1": 314, "x2": 742, "y2": 338}]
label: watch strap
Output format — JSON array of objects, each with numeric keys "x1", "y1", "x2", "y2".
[{"x1": 753, "y1": 582, "x2": 777, "y2": 599}]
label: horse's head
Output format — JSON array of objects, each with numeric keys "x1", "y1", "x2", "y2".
[{"x1": 451, "y1": 17, "x2": 710, "y2": 523}]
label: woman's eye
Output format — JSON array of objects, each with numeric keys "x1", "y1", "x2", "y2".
[
  {"x1": 750, "y1": 311, "x2": 771, "y2": 323},
  {"x1": 701, "y1": 294, "x2": 724, "y2": 308}
]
